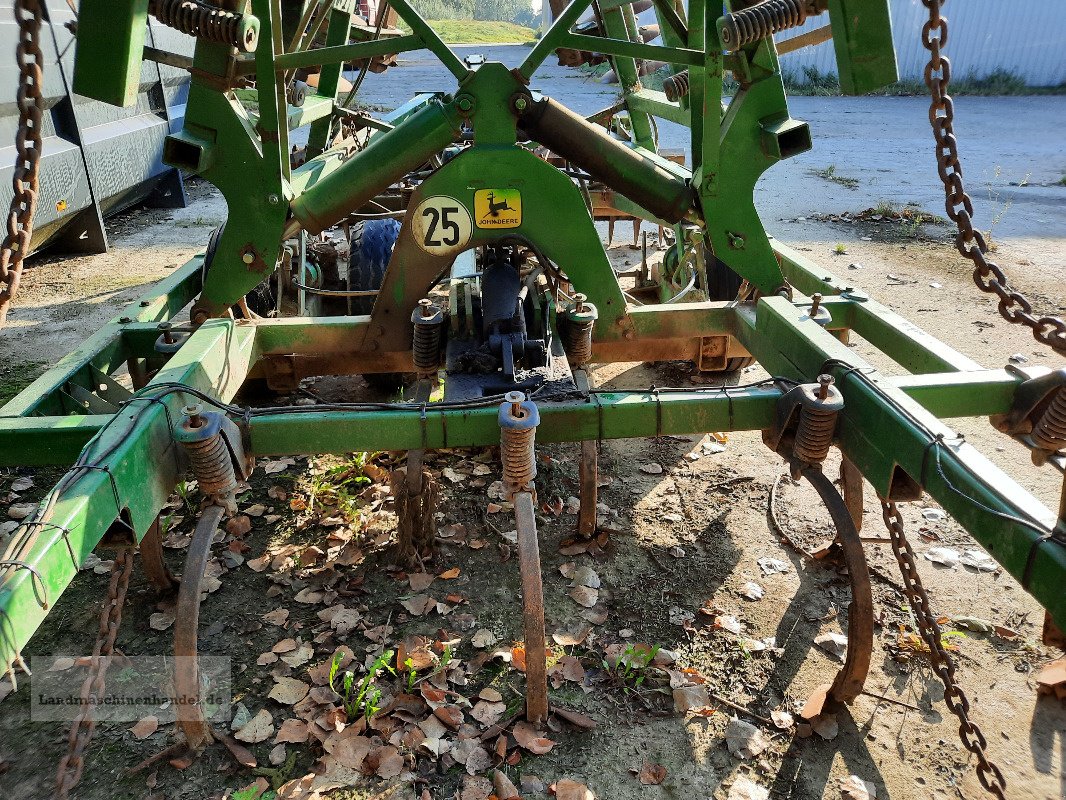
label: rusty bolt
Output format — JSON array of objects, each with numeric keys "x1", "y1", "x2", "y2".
[
  {"x1": 183, "y1": 403, "x2": 205, "y2": 429},
  {"x1": 505, "y1": 390, "x2": 526, "y2": 419},
  {"x1": 574, "y1": 293, "x2": 587, "y2": 313},
  {"x1": 419, "y1": 298, "x2": 434, "y2": 319},
  {"x1": 159, "y1": 321, "x2": 175, "y2": 344},
  {"x1": 119, "y1": 316, "x2": 132, "y2": 324},
  {"x1": 817, "y1": 374, "x2": 834, "y2": 400},
  {"x1": 810, "y1": 292, "x2": 823, "y2": 317}
]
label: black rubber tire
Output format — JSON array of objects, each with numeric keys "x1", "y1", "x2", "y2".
[
  {"x1": 704, "y1": 248, "x2": 754, "y2": 373},
  {"x1": 347, "y1": 218, "x2": 407, "y2": 391},
  {"x1": 348, "y1": 218, "x2": 401, "y2": 314}
]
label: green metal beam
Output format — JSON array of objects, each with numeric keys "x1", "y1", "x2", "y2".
[
  {"x1": 561, "y1": 33, "x2": 705, "y2": 67},
  {"x1": 273, "y1": 33, "x2": 424, "y2": 70}
]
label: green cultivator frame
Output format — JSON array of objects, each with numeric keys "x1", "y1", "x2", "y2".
[{"x1": 2, "y1": 0, "x2": 1065, "y2": 791}]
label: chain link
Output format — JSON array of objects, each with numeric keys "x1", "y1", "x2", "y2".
[
  {"x1": 0, "y1": 0, "x2": 45, "y2": 325},
  {"x1": 53, "y1": 550, "x2": 135, "y2": 800},
  {"x1": 880, "y1": 500, "x2": 1007, "y2": 799},
  {"x1": 921, "y1": 0, "x2": 1066, "y2": 354}
]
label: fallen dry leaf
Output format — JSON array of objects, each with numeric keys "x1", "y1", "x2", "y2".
[
  {"x1": 401, "y1": 594, "x2": 437, "y2": 616},
  {"x1": 637, "y1": 762, "x2": 667, "y2": 785},
  {"x1": 555, "y1": 779, "x2": 594, "y2": 800},
  {"x1": 438, "y1": 567, "x2": 461, "y2": 579},
  {"x1": 812, "y1": 712, "x2": 839, "y2": 740},
  {"x1": 568, "y1": 585, "x2": 599, "y2": 608},
  {"x1": 471, "y1": 629, "x2": 497, "y2": 648},
  {"x1": 409, "y1": 572, "x2": 435, "y2": 591},
  {"x1": 235, "y1": 709, "x2": 274, "y2": 743},
  {"x1": 725, "y1": 717, "x2": 769, "y2": 759},
  {"x1": 268, "y1": 677, "x2": 310, "y2": 705},
  {"x1": 814, "y1": 631, "x2": 849, "y2": 661},
  {"x1": 727, "y1": 777, "x2": 769, "y2": 800},
  {"x1": 149, "y1": 612, "x2": 175, "y2": 631},
  {"x1": 771, "y1": 708, "x2": 794, "y2": 729},
  {"x1": 471, "y1": 699, "x2": 506, "y2": 727},
  {"x1": 839, "y1": 774, "x2": 877, "y2": 799},
  {"x1": 130, "y1": 715, "x2": 158, "y2": 740},
  {"x1": 672, "y1": 684, "x2": 710, "y2": 713},
  {"x1": 262, "y1": 608, "x2": 289, "y2": 626},
  {"x1": 513, "y1": 721, "x2": 555, "y2": 755},
  {"x1": 433, "y1": 704, "x2": 464, "y2": 730},
  {"x1": 274, "y1": 719, "x2": 309, "y2": 744}
]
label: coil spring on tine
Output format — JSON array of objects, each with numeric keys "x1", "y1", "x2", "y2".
[
  {"x1": 502, "y1": 426, "x2": 536, "y2": 491},
  {"x1": 564, "y1": 319, "x2": 595, "y2": 367},
  {"x1": 662, "y1": 70, "x2": 690, "y2": 102},
  {"x1": 181, "y1": 433, "x2": 236, "y2": 498},
  {"x1": 720, "y1": 0, "x2": 809, "y2": 49},
  {"x1": 1032, "y1": 389, "x2": 1066, "y2": 452},
  {"x1": 149, "y1": 0, "x2": 253, "y2": 50},
  {"x1": 793, "y1": 404, "x2": 837, "y2": 465},
  {"x1": 412, "y1": 322, "x2": 442, "y2": 372}
]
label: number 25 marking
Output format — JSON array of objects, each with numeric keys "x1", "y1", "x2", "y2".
[{"x1": 422, "y1": 206, "x2": 461, "y2": 247}]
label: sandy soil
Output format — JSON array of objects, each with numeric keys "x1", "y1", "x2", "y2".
[{"x1": 1, "y1": 69, "x2": 1065, "y2": 800}]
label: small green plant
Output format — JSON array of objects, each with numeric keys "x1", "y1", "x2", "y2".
[
  {"x1": 329, "y1": 648, "x2": 396, "y2": 721},
  {"x1": 812, "y1": 164, "x2": 860, "y2": 190},
  {"x1": 834, "y1": 243, "x2": 847, "y2": 255},
  {"x1": 603, "y1": 644, "x2": 660, "y2": 690},
  {"x1": 1058, "y1": 175, "x2": 1066, "y2": 187},
  {"x1": 403, "y1": 657, "x2": 417, "y2": 692}
]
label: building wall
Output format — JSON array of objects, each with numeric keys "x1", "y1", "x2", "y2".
[{"x1": 777, "y1": 0, "x2": 1066, "y2": 87}]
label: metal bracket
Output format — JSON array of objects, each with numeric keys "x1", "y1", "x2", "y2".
[
  {"x1": 265, "y1": 354, "x2": 298, "y2": 392},
  {"x1": 697, "y1": 335, "x2": 728, "y2": 372},
  {"x1": 991, "y1": 366, "x2": 1066, "y2": 465}
]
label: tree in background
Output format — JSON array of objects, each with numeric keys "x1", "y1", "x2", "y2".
[{"x1": 410, "y1": 0, "x2": 536, "y2": 24}]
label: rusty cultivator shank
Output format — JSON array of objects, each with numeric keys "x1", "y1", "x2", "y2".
[{"x1": 1, "y1": 0, "x2": 1065, "y2": 796}]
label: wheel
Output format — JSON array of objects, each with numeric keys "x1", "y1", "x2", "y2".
[
  {"x1": 347, "y1": 218, "x2": 408, "y2": 390},
  {"x1": 704, "y1": 248, "x2": 755, "y2": 372},
  {"x1": 202, "y1": 223, "x2": 274, "y2": 317},
  {"x1": 348, "y1": 217, "x2": 401, "y2": 314}
]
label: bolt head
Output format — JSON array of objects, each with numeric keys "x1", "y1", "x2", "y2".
[
  {"x1": 513, "y1": 96, "x2": 528, "y2": 111},
  {"x1": 267, "y1": 194, "x2": 280, "y2": 205},
  {"x1": 242, "y1": 252, "x2": 256, "y2": 265}
]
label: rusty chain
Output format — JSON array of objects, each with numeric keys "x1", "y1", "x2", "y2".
[
  {"x1": 53, "y1": 550, "x2": 135, "y2": 800},
  {"x1": 880, "y1": 500, "x2": 1007, "y2": 799},
  {"x1": 921, "y1": 0, "x2": 1066, "y2": 355},
  {"x1": 0, "y1": 0, "x2": 45, "y2": 326}
]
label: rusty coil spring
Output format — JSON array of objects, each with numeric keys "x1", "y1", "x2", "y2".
[
  {"x1": 501, "y1": 426, "x2": 537, "y2": 493},
  {"x1": 921, "y1": 0, "x2": 1066, "y2": 354},
  {"x1": 181, "y1": 432, "x2": 236, "y2": 499},
  {"x1": 793, "y1": 404, "x2": 837, "y2": 465},
  {"x1": 880, "y1": 501, "x2": 1007, "y2": 798},
  {"x1": 54, "y1": 551, "x2": 135, "y2": 799},
  {"x1": 662, "y1": 70, "x2": 690, "y2": 102},
  {"x1": 1032, "y1": 388, "x2": 1066, "y2": 453},
  {"x1": 149, "y1": 0, "x2": 256, "y2": 51},
  {"x1": 564, "y1": 318, "x2": 595, "y2": 367},
  {"x1": 412, "y1": 321, "x2": 443, "y2": 373},
  {"x1": 0, "y1": 0, "x2": 44, "y2": 326},
  {"x1": 720, "y1": 0, "x2": 810, "y2": 49}
]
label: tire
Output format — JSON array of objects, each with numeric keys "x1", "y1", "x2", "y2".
[
  {"x1": 704, "y1": 249, "x2": 755, "y2": 373},
  {"x1": 202, "y1": 223, "x2": 274, "y2": 317},
  {"x1": 348, "y1": 218, "x2": 401, "y2": 314},
  {"x1": 347, "y1": 218, "x2": 407, "y2": 392}
]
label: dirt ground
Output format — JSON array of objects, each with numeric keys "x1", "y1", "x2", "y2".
[{"x1": 2, "y1": 103, "x2": 1066, "y2": 800}]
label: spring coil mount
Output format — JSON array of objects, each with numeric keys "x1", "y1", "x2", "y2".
[
  {"x1": 790, "y1": 374, "x2": 842, "y2": 468},
  {"x1": 176, "y1": 405, "x2": 238, "y2": 508},
  {"x1": 149, "y1": 0, "x2": 259, "y2": 52},
  {"x1": 719, "y1": 0, "x2": 819, "y2": 50},
  {"x1": 499, "y1": 392, "x2": 540, "y2": 497},
  {"x1": 1032, "y1": 388, "x2": 1066, "y2": 453},
  {"x1": 411, "y1": 298, "x2": 445, "y2": 374},
  {"x1": 662, "y1": 70, "x2": 690, "y2": 103},
  {"x1": 563, "y1": 294, "x2": 598, "y2": 368}
]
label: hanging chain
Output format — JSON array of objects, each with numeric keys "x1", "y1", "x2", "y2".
[
  {"x1": 53, "y1": 550, "x2": 135, "y2": 800},
  {"x1": 920, "y1": 0, "x2": 1066, "y2": 355},
  {"x1": 0, "y1": 0, "x2": 45, "y2": 326},
  {"x1": 880, "y1": 501, "x2": 1007, "y2": 798}
]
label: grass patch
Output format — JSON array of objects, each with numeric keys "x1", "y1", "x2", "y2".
[
  {"x1": 811, "y1": 164, "x2": 860, "y2": 190},
  {"x1": 0, "y1": 360, "x2": 44, "y2": 406},
  {"x1": 398, "y1": 19, "x2": 534, "y2": 44},
  {"x1": 782, "y1": 66, "x2": 1066, "y2": 96}
]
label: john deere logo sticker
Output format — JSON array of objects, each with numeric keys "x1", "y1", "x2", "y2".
[{"x1": 474, "y1": 189, "x2": 521, "y2": 229}]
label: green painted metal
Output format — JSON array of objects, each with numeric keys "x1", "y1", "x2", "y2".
[
  {"x1": 72, "y1": 0, "x2": 149, "y2": 107},
  {"x1": 4, "y1": 0, "x2": 1065, "y2": 685}
]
